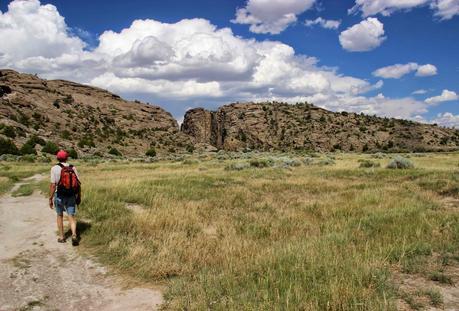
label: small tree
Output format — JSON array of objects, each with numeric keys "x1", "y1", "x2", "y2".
[
  {"x1": 42, "y1": 141, "x2": 59, "y2": 155},
  {"x1": 108, "y1": 147, "x2": 122, "y2": 156},
  {"x1": 145, "y1": 148, "x2": 156, "y2": 157},
  {"x1": 186, "y1": 145, "x2": 195, "y2": 153},
  {"x1": 61, "y1": 130, "x2": 71, "y2": 139},
  {"x1": 0, "y1": 138, "x2": 20, "y2": 155},
  {"x1": 20, "y1": 143, "x2": 37, "y2": 155},
  {"x1": 1, "y1": 125, "x2": 16, "y2": 138},
  {"x1": 68, "y1": 148, "x2": 78, "y2": 159},
  {"x1": 27, "y1": 135, "x2": 46, "y2": 146}
]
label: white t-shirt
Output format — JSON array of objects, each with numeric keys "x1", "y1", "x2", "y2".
[{"x1": 50, "y1": 162, "x2": 79, "y2": 184}]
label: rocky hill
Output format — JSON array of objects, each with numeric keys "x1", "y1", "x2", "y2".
[
  {"x1": 2, "y1": 69, "x2": 459, "y2": 157},
  {"x1": 0, "y1": 70, "x2": 191, "y2": 157},
  {"x1": 181, "y1": 102, "x2": 459, "y2": 153}
]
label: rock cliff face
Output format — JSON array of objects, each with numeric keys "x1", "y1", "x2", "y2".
[
  {"x1": 0, "y1": 69, "x2": 191, "y2": 156},
  {"x1": 182, "y1": 102, "x2": 459, "y2": 152}
]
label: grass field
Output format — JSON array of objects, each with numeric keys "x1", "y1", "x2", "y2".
[{"x1": 2, "y1": 152, "x2": 459, "y2": 310}]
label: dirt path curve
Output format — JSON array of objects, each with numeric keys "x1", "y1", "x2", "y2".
[{"x1": 0, "y1": 175, "x2": 163, "y2": 311}]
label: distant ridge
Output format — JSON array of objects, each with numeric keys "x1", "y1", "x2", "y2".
[
  {"x1": 181, "y1": 102, "x2": 459, "y2": 153},
  {"x1": 1, "y1": 69, "x2": 458, "y2": 157}
]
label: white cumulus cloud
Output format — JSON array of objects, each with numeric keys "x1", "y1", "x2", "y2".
[
  {"x1": 339, "y1": 18, "x2": 386, "y2": 52},
  {"x1": 0, "y1": 0, "x2": 452, "y2": 124},
  {"x1": 304, "y1": 17, "x2": 341, "y2": 29},
  {"x1": 415, "y1": 64, "x2": 438, "y2": 76},
  {"x1": 431, "y1": 112, "x2": 459, "y2": 128},
  {"x1": 349, "y1": 0, "x2": 431, "y2": 17},
  {"x1": 350, "y1": 0, "x2": 459, "y2": 20},
  {"x1": 373, "y1": 63, "x2": 437, "y2": 78},
  {"x1": 232, "y1": 0, "x2": 316, "y2": 34},
  {"x1": 432, "y1": 0, "x2": 459, "y2": 20},
  {"x1": 0, "y1": 0, "x2": 85, "y2": 61},
  {"x1": 425, "y1": 89, "x2": 459, "y2": 104}
]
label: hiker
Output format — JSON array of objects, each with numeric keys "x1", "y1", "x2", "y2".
[{"x1": 49, "y1": 150, "x2": 81, "y2": 246}]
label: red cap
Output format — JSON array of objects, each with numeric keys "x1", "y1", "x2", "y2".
[{"x1": 56, "y1": 150, "x2": 68, "y2": 161}]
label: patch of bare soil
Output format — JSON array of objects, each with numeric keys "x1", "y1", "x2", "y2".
[
  {"x1": 440, "y1": 197, "x2": 459, "y2": 212},
  {"x1": 393, "y1": 195, "x2": 459, "y2": 311},
  {"x1": 394, "y1": 263, "x2": 459, "y2": 311},
  {"x1": 0, "y1": 178, "x2": 163, "y2": 311}
]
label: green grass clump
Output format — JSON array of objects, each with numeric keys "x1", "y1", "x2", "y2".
[
  {"x1": 319, "y1": 157, "x2": 335, "y2": 166},
  {"x1": 12, "y1": 183, "x2": 35, "y2": 197},
  {"x1": 371, "y1": 152, "x2": 386, "y2": 159},
  {"x1": 423, "y1": 288, "x2": 443, "y2": 306},
  {"x1": 303, "y1": 157, "x2": 315, "y2": 165},
  {"x1": 359, "y1": 160, "x2": 381, "y2": 168},
  {"x1": 429, "y1": 271, "x2": 454, "y2": 285}
]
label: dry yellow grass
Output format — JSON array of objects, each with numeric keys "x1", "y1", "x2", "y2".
[{"x1": 4, "y1": 152, "x2": 459, "y2": 310}]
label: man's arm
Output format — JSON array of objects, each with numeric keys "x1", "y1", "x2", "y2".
[{"x1": 49, "y1": 183, "x2": 56, "y2": 209}]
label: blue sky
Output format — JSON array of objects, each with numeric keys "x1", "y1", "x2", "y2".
[{"x1": 1, "y1": 0, "x2": 458, "y2": 126}]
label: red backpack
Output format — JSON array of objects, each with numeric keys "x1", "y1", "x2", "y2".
[{"x1": 57, "y1": 163, "x2": 80, "y2": 196}]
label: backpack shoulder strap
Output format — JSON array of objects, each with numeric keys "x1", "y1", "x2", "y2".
[{"x1": 57, "y1": 163, "x2": 64, "y2": 168}]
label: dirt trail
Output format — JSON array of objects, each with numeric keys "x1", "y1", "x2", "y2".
[{"x1": 0, "y1": 175, "x2": 163, "y2": 311}]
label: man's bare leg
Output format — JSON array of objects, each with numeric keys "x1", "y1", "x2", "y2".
[
  {"x1": 68, "y1": 215, "x2": 77, "y2": 238},
  {"x1": 57, "y1": 215, "x2": 64, "y2": 240}
]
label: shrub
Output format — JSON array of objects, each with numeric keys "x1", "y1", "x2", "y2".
[
  {"x1": 61, "y1": 130, "x2": 71, "y2": 139},
  {"x1": 26, "y1": 135, "x2": 46, "y2": 146},
  {"x1": 387, "y1": 156, "x2": 414, "y2": 169},
  {"x1": 359, "y1": 160, "x2": 380, "y2": 168},
  {"x1": 62, "y1": 95, "x2": 74, "y2": 104},
  {"x1": 183, "y1": 159, "x2": 199, "y2": 165},
  {"x1": 145, "y1": 148, "x2": 157, "y2": 157},
  {"x1": 303, "y1": 157, "x2": 315, "y2": 165},
  {"x1": 249, "y1": 158, "x2": 273, "y2": 168},
  {"x1": 36, "y1": 156, "x2": 51, "y2": 163},
  {"x1": 371, "y1": 152, "x2": 385, "y2": 159},
  {"x1": 68, "y1": 148, "x2": 78, "y2": 159},
  {"x1": 19, "y1": 154, "x2": 36, "y2": 162},
  {"x1": 0, "y1": 137, "x2": 20, "y2": 155},
  {"x1": 1, "y1": 125, "x2": 16, "y2": 138},
  {"x1": 41, "y1": 141, "x2": 59, "y2": 155},
  {"x1": 78, "y1": 135, "x2": 96, "y2": 148},
  {"x1": 20, "y1": 143, "x2": 37, "y2": 155},
  {"x1": 274, "y1": 157, "x2": 300, "y2": 167},
  {"x1": 108, "y1": 147, "x2": 122, "y2": 156},
  {"x1": 225, "y1": 162, "x2": 250, "y2": 171},
  {"x1": 186, "y1": 145, "x2": 195, "y2": 153},
  {"x1": 319, "y1": 158, "x2": 335, "y2": 166}
]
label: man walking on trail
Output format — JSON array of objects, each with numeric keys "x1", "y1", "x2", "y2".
[{"x1": 49, "y1": 150, "x2": 81, "y2": 246}]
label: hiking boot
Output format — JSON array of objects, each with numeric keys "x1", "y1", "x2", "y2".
[{"x1": 71, "y1": 235, "x2": 79, "y2": 246}]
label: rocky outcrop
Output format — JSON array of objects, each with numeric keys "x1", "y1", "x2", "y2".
[
  {"x1": 0, "y1": 69, "x2": 191, "y2": 156},
  {"x1": 181, "y1": 102, "x2": 459, "y2": 152},
  {"x1": 181, "y1": 108, "x2": 214, "y2": 144}
]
